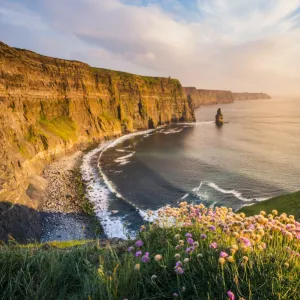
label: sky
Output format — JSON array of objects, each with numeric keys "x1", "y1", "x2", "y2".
[{"x1": 1, "y1": 0, "x2": 300, "y2": 96}]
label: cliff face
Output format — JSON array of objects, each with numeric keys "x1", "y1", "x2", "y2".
[
  {"x1": 0, "y1": 42, "x2": 194, "y2": 208},
  {"x1": 183, "y1": 87, "x2": 234, "y2": 108},
  {"x1": 233, "y1": 93, "x2": 271, "y2": 100}
]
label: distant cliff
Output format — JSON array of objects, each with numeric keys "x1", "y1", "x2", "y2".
[
  {"x1": 183, "y1": 87, "x2": 234, "y2": 108},
  {"x1": 233, "y1": 92, "x2": 271, "y2": 100},
  {"x1": 0, "y1": 41, "x2": 194, "y2": 209}
]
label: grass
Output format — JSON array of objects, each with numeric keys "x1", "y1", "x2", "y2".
[
  {"x1": 39, "y1": 117, "x2": 76, "y2": 141},
  {"x1": 1, "y1": 203, "x2": 300, "y2": 299},
  {"x1": 238, "y1": 191, "x2": 300, "y2": 220}
]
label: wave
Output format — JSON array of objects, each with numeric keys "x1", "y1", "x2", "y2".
[
  {"x1": 114, "y1": 151, "x2": 135, "y2": 165},
  {"x1": 194, "y1": 181, "x2": 269, "y2": 203},
  {"x1": 81, "y1": 129, "x2": 156, "y2": 239},
  {"x1": 162, "y1": 128, "x2": 183, "y2": 135},
  {"x1": 179, "y1": 121, "x2": 214, "y2": 126}
]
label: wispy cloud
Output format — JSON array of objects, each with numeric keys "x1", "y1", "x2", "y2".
[{"x1": 1, "y1": 0, "x2": 300, "y2": 96}]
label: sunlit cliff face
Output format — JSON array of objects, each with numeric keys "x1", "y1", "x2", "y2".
[{"x1": 1, "y1": 0, "x2": 300, "y2": 96}]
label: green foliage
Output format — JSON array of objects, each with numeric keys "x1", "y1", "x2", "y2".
[
  {"x1": 39, "y1": 117, "x2": 76, "y2": 141},
  {"x1": 1, "y1": 211, "x2": 299, "y2": 299},
  {"x1": 239, "y1": 191, "x2": 300, "y2": 220}
]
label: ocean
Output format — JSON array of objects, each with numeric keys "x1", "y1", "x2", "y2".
[{"x1": 82, "y1": 98, "x2": 300, "y2": 238}]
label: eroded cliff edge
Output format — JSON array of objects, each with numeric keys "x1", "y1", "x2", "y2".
[
  {"x1": 183, "y1": 87, "x2": 234, "y2": 108},
  {"x1": 233, "y1": 92, "x2": 271, "y2": 100},
  {"x1": 0, "y1": 41, "x2": 194, "y2": 211}
]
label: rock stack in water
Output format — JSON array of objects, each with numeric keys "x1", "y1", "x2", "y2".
[{"x1": 215, "y1": 108, "x2": 223, "y2": 126}]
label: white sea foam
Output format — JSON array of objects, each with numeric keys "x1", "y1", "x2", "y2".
[
  {"x1": 114, "y1": 151, "x2": 135, "y2": 165},
  {"x1": 162, "y1": 128, "x2": 183, "y2": 135},
  {"x1": 181, "y1": 193, "x2": 189, "y2": 199},
  {"x1": 193, "y1": 181, "x2": 269, "y2": 203},
  {"x1": 81, "y1": 129, "x2": 155, "y2": 239}
]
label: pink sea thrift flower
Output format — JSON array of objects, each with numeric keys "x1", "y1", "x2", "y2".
[
  {"x1": 135, "y1": 240, "x2": 144, "y2": 247},
  {"x1": 241, "y1": 237, "x2": 251, "y2": 247},
  {"x1": 209, "y1": 225, "x2": 216, "y2": 231},
  {"x1": 185, "y1": 233, "x2": 192, "y2": 238},
  {"x1": 227, "y1": 290, "x2": 235, "y2": 300},
  {"x1": 209, "y1": 242, "x2": 218, "y2": 249},
  {"x1": 201, "y1": 234, "x2": 207, "y2": 239},
  {"x1": 141, "y1": 252, "x2": 150, "y2": 263},
  {"x1": 187, "y1": 238, "x2": 194, "y2": 245},
  {"x1": 135, "y1": 251, "x2": 142, "y2": 257},
  {"x1": 220, "y1": 251, "x2": 229, "y2": 258},
  {"x1": 127, "y1": 246, "x2": 134, "y2": 253}
]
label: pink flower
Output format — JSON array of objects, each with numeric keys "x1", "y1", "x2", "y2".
[
  {"x1": 135, "y1": 251, "x2": 142, "y2": 257},
  {"x1": 141, "y1": 252, "x2": 150, "y2": 263},
  {"x1": 227, "y1": 290, "x2": 235, "y2": 300},
  {"x1": 201, "y1": 234, "x2": 207, "y2": 239},
  {"x1": 209, "y1": 225, "x2": 216, "y2": 231},
  {"x1": 241, "y1": 237, "x2": 251, "y2": 247},
  {"x1": 185, "y1": 233, "x2": 192, "y2": 238},
  {"x1": 127, "y1": 246, "x2": 134, "y2": 253},
  {"x1": 135, "y1": 240, "x2": 144, "y2": 247},
  {"x1": 187, "y1": 238, "x2": 194, "y2": 245},
  {"x1": 220, "y1": 251, "x2": 228, "y2": 258},
  {"x1": 209, "y1": 242, "x2": 218, "y2": 249}
]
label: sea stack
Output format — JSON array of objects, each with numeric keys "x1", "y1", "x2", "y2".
[{"x1": 215, "y1": 108, "x2": 223, "y2": 126}]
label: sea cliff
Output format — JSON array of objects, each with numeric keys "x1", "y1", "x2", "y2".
[
  {"x1": 233, "y1": 92, "x2": 271, "y2": 100},
  {"x1": 183, "y1": 87, "x2": 234, "y2": 108},
  {"x1": 0, "y1": 41, "x2": 194, "y2": 240}
]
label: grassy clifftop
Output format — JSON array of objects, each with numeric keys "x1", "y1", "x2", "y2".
[
  {"x1": 1, "y1": 203, "x2": 299, "y2": 299},
  {"x1": 239, "y1": 191, "x2": 300, "y2": 220}
]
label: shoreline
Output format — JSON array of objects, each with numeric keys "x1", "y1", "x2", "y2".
[{"x1": 40, "y1": 148, "x2": 102, "y2": 242}]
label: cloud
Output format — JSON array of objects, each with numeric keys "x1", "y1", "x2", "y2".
[{"x1": 1, "y1": 0, "x2": 300, "y2": 95}]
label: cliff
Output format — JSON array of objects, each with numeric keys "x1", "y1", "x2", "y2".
[
  {"x1": 0, "y1": 41, "x2": 194, "y2": 210},
  {"x1": 183, "y1": 87, "x2": 234, "y2": 108},
  {"x1": 233, "y1": 92, "x2": 271, "y2": 100}
]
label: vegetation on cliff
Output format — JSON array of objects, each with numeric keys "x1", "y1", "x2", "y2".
[
  {"x1": 1, "y1": 203, "x2": 299, "y2": 299},
  {"x1": 239, "y1": 191, "x2": 300, "y2": 221}
]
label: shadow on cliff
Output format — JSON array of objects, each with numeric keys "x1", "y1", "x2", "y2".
[{"x1": 0, "y1": 202, "x2": 101, "y2": 244}]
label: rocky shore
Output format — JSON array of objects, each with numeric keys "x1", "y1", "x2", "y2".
[{"x1": 41, "y1": 150, "x2": 102, "y2": 242}]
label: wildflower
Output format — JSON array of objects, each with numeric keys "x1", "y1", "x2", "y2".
[
  {"x1": 135, "y1": 251, "x2": 142, "y2": 257},
  {"x1": 175, "y1": 261, "x2": 182, "y2": 268},
  {"x1": 227, "y1": 256, "x2": 234, "y2": 263},
  {"x1": 209, "y1": 242, "x2": 218, "y2": 249},
  {"x1": 201, "y1": 234, "x2": 207, "y2": 239},
  {"x1": 220, "y1": 251, "x2": 229, "y2": 258},
  {"x1": 134, "y1": 264, "x2": 140, "y2": 271},
  {"x1": 185, "y1": 233, "x2": 192, "y2": 238},
  {"x1": 209, "y1": 225, "x2": 216, "y2": 231},
  {"x1": 184, "y1": 258, "x2": 190, "y2": 264},
  {"x1": 151, "y1": 275, "x2": 157, "y2": 281},
  {"x1": 172, "y1": 293, "x2": 179, "y2": 297},
  {"x1": 178, "y1": 240, "x2": 185, "y2": 245},
  {"x1": 197, "y1": 254, "x2": 203, "y2": 258},
  {"x1": 227, "y1": 290, "x2": 235, "y2": 300},
  {"x1": 141, "y1": 252, "x2": 150, "y2": 263},
  {"x1": 127, "y1": 246, "x2": 134, "y2": 253},
  {"x1": 219, "y1": 257, "x2": 226, "y2": 265},
  {"x1": 175, "y1": 267, "x2": 184, "y2": 275},
  {"x1": 154, "y1": 254, "x2": 163, "y2": 261},
  {"x1": 187, "y1": 237, "x2": 194, "y2": 245},
  {"x1": 231, "y1": 244, "x2": 238, "y2": 250},
  {"x1": 135, "y1": 240, "x2": 144, "y2": 247},
  {"x1": 174, "y1": 253, "x2": 181, "y2": 260},
  {"x1": 140, "y1": 225, "x2": 146, "y2": 231},
  {"x1": 193, "y1": 241, "x2": 199, "y2": 247},
  {"x1": 260, "y1": 211, "x2": 266, "y2": 216},
  {"x1": 241, "y1": 237, "x2": 251, "y2": 247},
  {"x1": 182, "y1": 286, "x2": 186, "y2": 292},
  {"x1": 284, "y1": 262, "x2": 289, "y2": 268},
  {"x1": 242, "y1": 256, "x2": 249, "y2": 262},
  {"x1": 174, "y1": 234, "x2": 181, "y2": 240},
  {"x1": 175, "y1": 245, "x2": 181, "y2": 251}
]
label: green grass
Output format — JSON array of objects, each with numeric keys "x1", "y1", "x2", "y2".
[
  {"x1": 1, "y1": 203, "x2": 300, "y2": 300},
  {"x1": 39, "y1": 117, "x2": 76, "y2": 141},
  {"x1": 238, "y1": 191, "x2": 300, "y2": 220}
]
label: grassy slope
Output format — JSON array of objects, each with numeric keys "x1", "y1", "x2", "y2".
[{"x1": 238, "y1": 191, "x2": 300, "y2": 220}]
